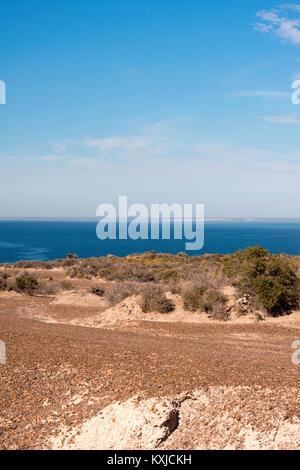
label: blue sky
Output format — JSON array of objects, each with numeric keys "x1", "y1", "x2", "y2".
[{"x1": 1, "y1": 0, "x2": 300, "y2": 217}]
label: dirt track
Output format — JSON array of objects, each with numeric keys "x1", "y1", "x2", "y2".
[{"x1": 0, "y1": 292, "x2": 299, "y2": 449}]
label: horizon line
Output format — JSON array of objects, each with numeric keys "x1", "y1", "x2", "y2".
[{"x1": 1, "y1": 217, "x2": 300, "y2": 222}]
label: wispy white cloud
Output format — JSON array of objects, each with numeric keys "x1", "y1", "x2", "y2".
[
  {"x1": 257, "y1": 10, "x2": 280, "y2": 23},
  {"x1": 280, "y1": 3, "x2": 300, "y2": 12},
  {"x1": 85, "y1": 136, "x2": 151, "y2": 152},
  {"x1": 226, "y1": 90, "x2": 289, "y2": 98},
  {"x1": 42, "y1": 117, "x2": 288, "y2": 171},
  {"x1": 46, "y1": 120, "x2": 179, "y2": 164},
  {"x1": 4, "y1": 115, "x2": 300, "y2": 217},
  {"x1": 260, "y1": 114, "x2": 300, "y2": 123},
  {"x1": 254, "y1": 23, "x2": 275, "y2": 33},
  {"x1": 255, "y1": 4, "x2": 300, "y2": 45}
]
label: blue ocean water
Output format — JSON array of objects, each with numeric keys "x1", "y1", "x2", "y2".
[{"x1": 1, "y1": 220, "x2": 300, "y2": 263}]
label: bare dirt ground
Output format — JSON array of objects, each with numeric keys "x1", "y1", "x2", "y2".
[{"x1": 0, "y1": 285, "x2": 299, "y2": 450}]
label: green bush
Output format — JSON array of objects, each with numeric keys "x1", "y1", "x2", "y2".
[
  {"x1": 223, "y1": 246, "x2": 300, "y2": 316},
  {"x1": 15, "y1": 273, "x2": 39, "y2": 295}
]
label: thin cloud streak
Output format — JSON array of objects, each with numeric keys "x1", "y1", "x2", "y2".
[
  {"x1": 225, "y1": 90, "x2": 290, "y2": 98},
  {"x1": 260, "y1": 114, "x2": 300, "y2": 123}
]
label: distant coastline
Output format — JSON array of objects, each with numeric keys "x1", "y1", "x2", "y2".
[{"x1": 1, "y1": 217, "x2": 300, "y2": 223}]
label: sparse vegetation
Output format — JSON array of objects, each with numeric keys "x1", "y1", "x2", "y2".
[
  {"x1": 90, "y1": 286, "x2": 105, "y2": 297},
  {"x1": 13, "y1": 260, "x2": 57, "y2": 270},
  {"x1": 61, "y1": 252, "x2": 227, "y2": 294},
  {"x1": 63, "y1": 254, "x2": 78, "y2": 267},
  {"x1": 154, "y1": 268, "x2": 180, "y2": 283},
  {"x1": 139, "y1": 285, "x2": 175, "y2": 314},
  {"x1": 0, "y1": 273, "x2": 8, "y2": 291},
  {"x1": 36, "y1": 281, "x2": 60, "y2": 295},
  {"x1": 60, "y1": 280, "x2": 74, "y2": 291},
  {"x1": 182, "y1": 285, "x2": 227, "y2": 317},
  {"x1": 182, "y1": 286, "x2": 206, "y2": 311},
  {"x1": 2, "y1": 246, "x2": 300, "y2": 320},
  {"x1": 168, "y1": 281, "x2": 181, "y2": 295},
  {"x1": 66, "y1": 253, "x2": 78, "y2": 260},
  {"x1": 207, "y1": 303, "x2": 229, "y2": 321},
  {"x1": 200, "y1": 289, "x2": 227, "y2": 314},
  {"x1": 105, "y1": 283, "x2": 138, "y2": 306}
]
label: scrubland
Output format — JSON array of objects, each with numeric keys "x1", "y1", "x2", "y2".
[
  {"x1": 0, "y1": 247, "x2": 299, "y2": 449},
  {"x1": 2, "y1": 246, "x2": 300, "y2": 321}
]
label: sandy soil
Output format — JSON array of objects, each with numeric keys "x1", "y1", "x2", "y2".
[
  {"x1": 7, "y1": 283, "x2": 300, "y2": 330},
  {"x1": 52, "y1": 290, "x2": 110, "y2": 308},
  {"x1": 0, "y1": 282, "x2": 299, "y2": 450},
  {"x1": 50, "y1": 387, "x2": 300, "y2": 450}
]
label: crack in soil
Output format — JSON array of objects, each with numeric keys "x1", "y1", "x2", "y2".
[
  {"x1": 156, "y1": 393, "x2": 195, "y2": 447},
  {"x1": 157, "y1": 409, "x2": 180, "y2": 446}
]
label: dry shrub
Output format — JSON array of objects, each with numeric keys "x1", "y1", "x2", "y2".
[
  {"x1": 201, "y1": 289, "x2": 227, "y2": 313},
  {"x1": 182, "y1": 284, "x2": 228, "y2": 319},
  {"x1": 62, "y1": 253, "x2": 78, "y2": 267},
  {"x1": 207, "y1": 303, "x2": 229, "y2": 321},
  {"x1": 177, "y1": 252, "x2": 188, "y2": 258},
  {"x1": 62, "y1": 259, "x2": 78, "y2": 267},
  {"x1": 65, "y1": 257, "x2": 155, "y2": 282},
  {"x1": 0, "y1": 272, "x2": 15, "y2": 291},
  {"x1": 66, "y1": 267, "x2": 77, "y2": 278},
  {"x1": 154, "y1": 268, "x2": 180, "y2": 283},
  {"x1": 182, "y1": 285, "x2": 206, "y2": 311},
  {"x1": 139, "y1": 285, "x2": 175, "y2": 314},
  {"x1": 60, "y1": 280, "x2": 74, "y2": 291},
  {"x1": 62, "y1": 253, "x2": 225, "y2": 286},
  {"x1": 66, "y1": 253, "x2": 78, "y2": 260},
  {"x1": 105, "y1": 283, "x2": 138, "y2": 306},
  {"x1": 106, "y1": 264, "x2": 154, "y2": 282},
  {"x1": 66, "y1": 267, "x2": 88, "y2": 279},
  {"x1": 90, "y1": 286, "x2": 105, "y2": 297},
  {"x1": 14, "y1": 260, "x2": 55, "y2": 270},
  {"x1": 168, "y1": 281, "x2": 182, "y2": 295},
  {"x1": 36, "y1": 281, "x2": 61, "y2": 295},
  {"x1": 0, "y1": 274, "x2": 7, "y2": 291},
  {"x1": 182, "y1": 264, "x2": 226, "y2": 289}
]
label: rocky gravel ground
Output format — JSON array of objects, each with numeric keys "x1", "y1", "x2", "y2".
[{"x1": 0, "y1": 292, "x2": 299, "y2": 450}]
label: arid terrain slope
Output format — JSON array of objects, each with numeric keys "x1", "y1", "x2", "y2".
[{"x1": 0, "y1": 251, "x2": 299, "y2": 450}]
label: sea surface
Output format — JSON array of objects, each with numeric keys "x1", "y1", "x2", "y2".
[{"x1": 1, "y1": 220, "x2": 300, "y2": 263}]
